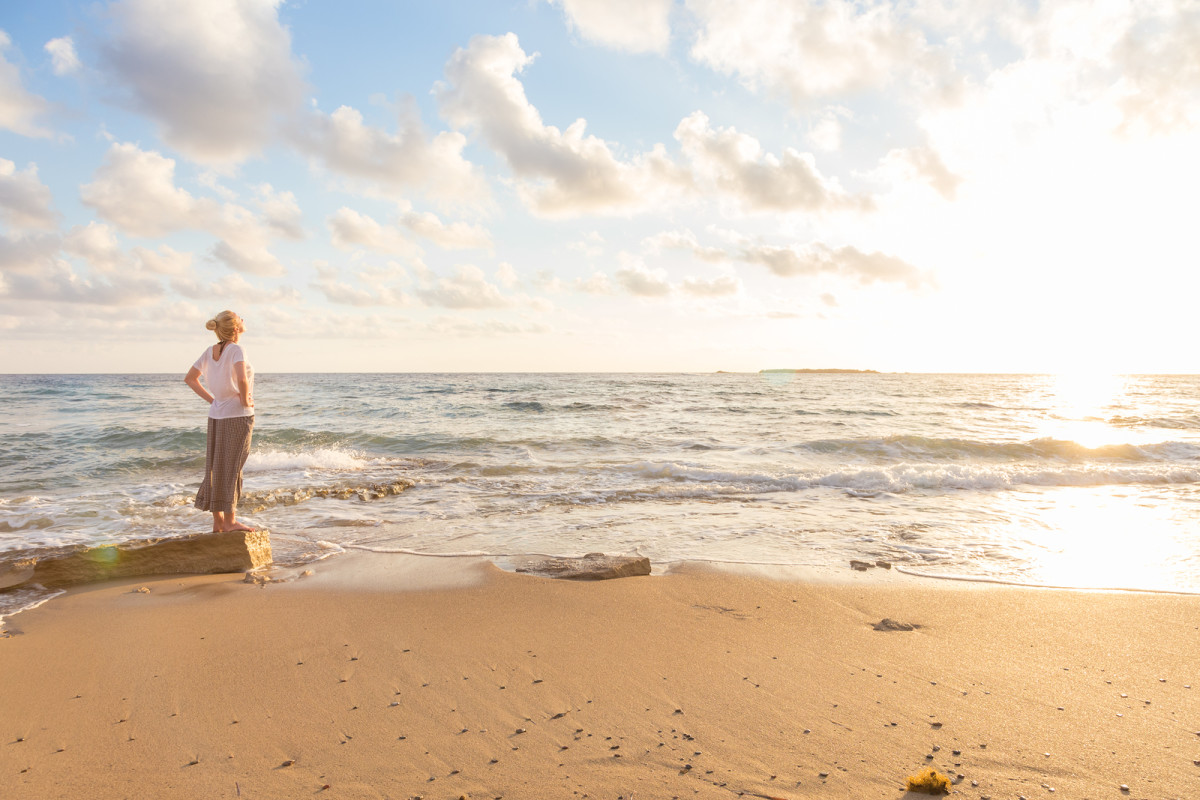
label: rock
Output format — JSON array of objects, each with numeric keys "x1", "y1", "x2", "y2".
[
  {"x1": 1, "y1": 531, "x2": 272, "y2": 589},
  {"x1": 849, "y1": 560, "x2": 875, "y2": 571},
  {"x1": 873, "y1": 618, "x2": 920, "y2": 631},
  {"x1": 875, "y1": 560, "x2": 892, "y2": 569},
  {"x1": 515, "y1": 553, "x2": 651, "y2": 581}
]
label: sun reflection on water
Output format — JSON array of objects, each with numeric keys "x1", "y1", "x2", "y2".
[{"x1": 1020, "y1": 489, "x2": 1190, "y2": 591}]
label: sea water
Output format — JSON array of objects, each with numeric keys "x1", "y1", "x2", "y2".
[{"x1": 3, "y1": 372, "x2": 1200, "y2": 619}]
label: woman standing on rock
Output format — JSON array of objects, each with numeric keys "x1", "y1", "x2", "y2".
[{"x1": 184, "y1": 310, "x2": 256, "y2": 532}]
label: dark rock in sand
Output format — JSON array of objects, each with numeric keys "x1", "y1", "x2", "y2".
[
  {"x1": 873, "y1": 618, "x2": 921, "y2": 631},
  {"x1": 849, "y1": 560, "x2": 875, "y2": 571},
  {"x1": 515, "y1": 553, "x2": 651, "y2": 581},
  {"x1": 0, "y1": 530, "x2": 272, "y2": 589}
]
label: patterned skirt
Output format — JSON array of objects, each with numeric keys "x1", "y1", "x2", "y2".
[{"x1": 195, "y1": 415, "x2": 255, "y2": 513}]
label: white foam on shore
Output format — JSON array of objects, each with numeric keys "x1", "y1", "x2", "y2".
[{"x1": 245, "y1": 447, "x2": 369, "y2": 473}]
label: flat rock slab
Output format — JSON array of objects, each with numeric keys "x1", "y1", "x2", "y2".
[
  {"x1": 0, "y1": 530, "x2": 272, "y2": 589},
  {"x1": 515, "y1": 553, "x2": 651, "y2": 581}
]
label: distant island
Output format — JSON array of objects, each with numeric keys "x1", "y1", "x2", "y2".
[{"x1": 759, "y1": 368, "x2": 879, "y2": 374}]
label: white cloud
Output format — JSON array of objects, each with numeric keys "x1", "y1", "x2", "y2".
[
  {"x1": 80, "y1": 143, "x2": 210, "y2": 237},
  {"x1": 0, "y1": 232, "x2": 59, "y2": 273},
  {"x1": 883, "y1": 145, "x2": 962, "y2": 200},
  {"x1": 681, "y1": 274, "x2": 741, "y2": 297},
  {"x1": 644, "y1": 229, "x2": 726, "y2": 262},
  {"x1": 495, "y1": 262, "x2": 519, "y2": 289},
  {"x1": 134, "y1": 244, "x2": 192, "y2": 276},
  {"x1": 645, "y1": 227, "x2": 930, "y2": 288},
  {"x1": 615, "y1": 257, "x2": 672, "y2": 297},
  {"x1": 327, "y1": 207, "x2": 420, "y2": 258},
  {"x1": 1114, "y1": 3, "x2": 1200, "y2": 135},
  {"x1": 547, "y1": 0, "x2": 673, "y2": 54},
  {"x1": 290, "y1": 102, "x2": 488, "y2": 206},
  {"x1": 255, "y1": 185, "x2": 305, "y2": 240},
  {"x1": 172, "y1": 273, "x2": 299, "y2": 304},
  {"x1": 0, "y1": 30, "x2": 52, "y2": 137},
  {"x1": 0, "y1": 159, "x2": 58, "y2": 230},
  {"x1": 0, "y1": 259, "x2": 162, "y2": 305},
  {"x1": 567, "y1": 231, "x2": 605, "y2": 258},
  {"x1": 416, "y1": 264, "x2": 512, "y2": 309},
  {"x1": 687, "y1": 0, "x2": 937, "y2": 105},
  {"x1": 426, "y1": 316, "x2": 553, "y2": 337},
  {"x1": 312, "y1": 273, "x2": 409, "y2": 307},
  {"x1": 98, "y1": 0, "x2": 306, "y2": 164},
  {"x1": 575, "y1": 271, "x2": 613, "y2": 294},
  {"x1": 45, "y1": 36, "x2": 80, "y2": 75},
  {"x1": 807, "y1": 106, "x2": 851, "y2": 152},
  {"x1": 436, "y1": 33, "x2": 688, "y2": 217},
  {"x1": 739, "y1": 242, "x2": 930, "y2": 288},
  {"x1": 81, "y1": 143, "x2": 288, "y2": 275},
  {"x1": 675, "y1": 111, "x2": 872, "y2": 213},
  {"x1": 400, "y1": 211, "x2": 492, "y2": 250},
  {"x1": 63, "y1": 222, "x2": 123, "y2": 271}
]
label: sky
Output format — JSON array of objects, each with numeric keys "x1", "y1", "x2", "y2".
[{"x1": 1, "y1": 0, "x2": 1198, "y2": 373}]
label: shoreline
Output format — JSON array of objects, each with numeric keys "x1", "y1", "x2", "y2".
[{"x1": 2, "y1": 555, "x2": 1198, "y2": 798}]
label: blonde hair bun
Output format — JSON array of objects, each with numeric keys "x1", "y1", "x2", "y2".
[{"x1": 206, "y1": 310, "x2": 242, "y2": 342}]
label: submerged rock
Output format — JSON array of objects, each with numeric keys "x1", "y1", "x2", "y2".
[
  {"x1": 0, "y1": 530, "x2": 272, "y2": 589},
  {"x1": 515, "y1": 553, "x2": 651, "y2": 581}
]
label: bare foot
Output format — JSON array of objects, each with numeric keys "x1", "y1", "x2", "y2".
[{"x1": 226, "y1": 522, "x2": 256, "y2": 532}]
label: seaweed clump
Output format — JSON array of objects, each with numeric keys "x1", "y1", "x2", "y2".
[{"x1": 905, "y1": 767, "x2": 951, "y2": 794}]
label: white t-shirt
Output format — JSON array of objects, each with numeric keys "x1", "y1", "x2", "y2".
[{"x1": 192, "y1": 342, "x2": 254, "y2": 419}]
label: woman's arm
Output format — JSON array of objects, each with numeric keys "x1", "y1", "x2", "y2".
[
  {"x1": 234, "y1": 360, "x2": 254, "y2": 408},
  {"x1": 185, "y1": 366, "x2": 214, "y2": 404}
]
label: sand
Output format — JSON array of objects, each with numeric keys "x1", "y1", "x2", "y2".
[{"x1": 2, "y1": 554, "x2": 1198, "y2": 799}]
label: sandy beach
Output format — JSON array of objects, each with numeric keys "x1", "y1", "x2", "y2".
[{"x1": 2, "y1": 556, "x2": 1198, "y2": 799}]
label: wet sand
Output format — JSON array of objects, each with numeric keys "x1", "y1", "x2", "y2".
[{"x1": 1, "y1": 555, "x2": 1198, "y2": 799}]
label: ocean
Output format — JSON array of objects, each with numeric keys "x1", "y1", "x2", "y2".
[{"x1": 3, "y1": 372, "x2": 1200, "y2": 620}]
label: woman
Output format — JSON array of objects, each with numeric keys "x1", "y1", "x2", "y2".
[{"x1": 184, "y1": 310, "x2": 256, "y2": 532}]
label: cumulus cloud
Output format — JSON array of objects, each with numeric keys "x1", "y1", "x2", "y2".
[
  {"x1": 675, "y1": 111, "x2": 872, "y2": 213},
  {"x1": 575, "y1": 271, "x2": 613, "y2": 294},
  {"x1": 436, "y1": 33, "x2": 688, "y2": 217},
  {"x1": 547, "y1": 0, "x2": 673, "y2": 54},
  {"x1": 0, "y1": 31, "x2": 52, "y2": 137},
  {"x1": 400, "y1": 211, "x2": 492, "y2": 250},
  {"x1": 98, "y1": 0, "x2": 306, "y2": 164},
  {"x1": 63, "y1": 222, "x2": 123, "y2": 271},
  {"x1": 1114, "y1": 4, "x2": 1200, "y2": 135},
  {"x1": 687, "y1": 0, "x2": 937, "y2": 105},
  {"x1": 45, "y1": 36, "x2": 80, "y2": 75},
  {"x1": 256, "y1": 185, "x2": 305, "y2": 240},
  {"x1": 643, "y1": 229, "x2": 727, "y2": 262},
  {"x1": 172, "y1": 272, "x2": 300, "y2": 304},
  {"x1": 327, "y1": 207, "x2": 420, "y2": 258},
  {"x1": 0, "y1": 159, "x2": 58, "y2": 230},
  {"x1": 615, "y1": 257, "x2": 672, "y2": 297},
  {"x1": 647, "y1": 227, "x2": 931, "y2": 288},
  {"x1": 567, "y1": 231, "x2": 605, "y2": 258},
  {"x1": 740, "y1": 242, "x2": 930, "y2": 288},
  {"x1": 681, "y1": 273, "x2": 741, "y2": 297},
  {"x1": 80, "y1": 143, "x2": 210, "y2": 237},
  {"x1": 311, "y1": 272, "x2": 410, "y2": 307},
  {"x1": 289, "y1": 101, "x2": 488, "y2": 205},
  {"x1": 0, "y1": 260, "x2": 162, "y2": 305},
  {"x1": 81, "y1": 143, "x2": 289, "y2": 275},
  {"x1": 426, "y1": 316, "x2": 553, "y2": 337},
  {"x1": 884, "y1": 145, "x2": 962, "y2": 200},
  {"x1": 0, "y1": 232, "x2": 59, "y2": 273},
  {"x1": 416, "y1": 264, "x2": 512, "y2": 309},
  {"x1": 133, "y1": 244, "x2": 192, "y2": 275}
]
